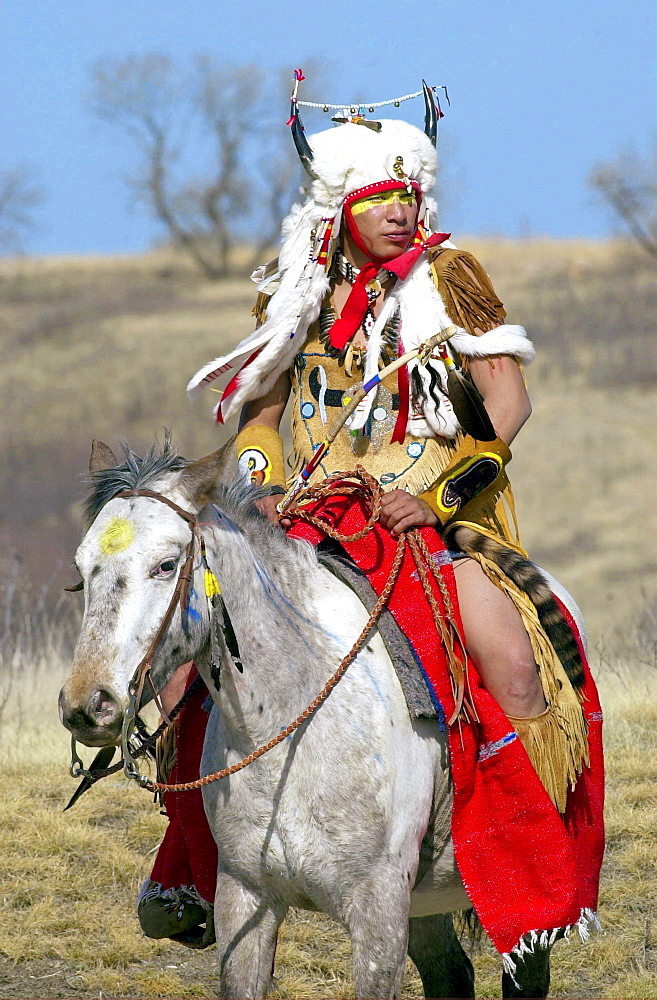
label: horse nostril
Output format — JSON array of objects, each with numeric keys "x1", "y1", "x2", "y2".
[
  {"x1": 88, "y1": 688, "x2": 119, "y2": 723},
  {"x1": 58, "y1": 688, "x2": 70, "y2": 724}
]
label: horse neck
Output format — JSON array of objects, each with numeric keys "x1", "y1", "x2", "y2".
[{"x1": 197, "y1": 516, "x2": 333, "y2": 741}]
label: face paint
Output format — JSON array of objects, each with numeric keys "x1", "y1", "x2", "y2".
[
  {"x1": 99, "y1": 518, "x2": 135, "y2": 556},
  {"x1": 349, "y1": 189, "x2": 416, "y2": 217}
]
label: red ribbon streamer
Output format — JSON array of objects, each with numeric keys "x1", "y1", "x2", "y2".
[
  {"x1": 391, "y1": 344, "x2": 410, "y2": 443},
  {"x1": 216, "y1": 348, "x2": 262, "y2": 424},
  {"x1": 329, "y1": 261, "x2": 380, "y2": 350}
]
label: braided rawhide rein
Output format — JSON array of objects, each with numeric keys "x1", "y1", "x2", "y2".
[{"x1": 143, "y1": 467, "x2": 469, "y2": 794}]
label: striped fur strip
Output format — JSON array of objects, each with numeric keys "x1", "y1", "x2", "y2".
[{"x1": 451, "y1": 527, "x2": 585, "y2": 690}]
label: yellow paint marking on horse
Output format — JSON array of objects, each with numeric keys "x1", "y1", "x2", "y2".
[{"x1": 99, "y1": 518, "x2": 135, "y2": 556}]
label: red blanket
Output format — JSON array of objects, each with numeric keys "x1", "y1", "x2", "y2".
[
  {"x1": 152, "y1": 494, "x2": 604, "y2": 962},
  {"x1": 288, "y1": 494, "x2": 604, "y2": 961}
]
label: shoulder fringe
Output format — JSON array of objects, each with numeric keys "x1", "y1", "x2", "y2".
[{"x1": 501, "y1": 908, "x2": 601, "y2": 986}]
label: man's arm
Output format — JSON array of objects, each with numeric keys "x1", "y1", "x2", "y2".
[
  {"x1": 382, "y1": 355, "x2": 531, "y2": 536},
  {"x1": 466, "y1": 353, "x2": 531, "y2": 447},
  {"x1": 238, "y1": 370, "x2": 292, "y2": 434}
]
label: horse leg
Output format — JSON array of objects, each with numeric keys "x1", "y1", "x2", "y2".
[
  {"x1": 347, "y1": 875, "x2": 411, "y2": 999},
  {"x1": 214, "y1": 871, "x2": 287, "y2": 999},
  {"x1": 407, "y1": 913, "x2": 475, "y2": 999},
  {"x1": 503, "y1": 945, "x2": 552, "y2": 999}
]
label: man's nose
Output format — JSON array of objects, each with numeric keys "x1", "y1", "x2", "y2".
[{"x1": 387, "y1": 199, "x2": 408, "y2": 224}]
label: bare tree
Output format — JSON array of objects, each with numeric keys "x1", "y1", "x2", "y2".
[
  {"x1": 90, "y1": 55, "x2": 307, "y2": 278},
  {"x1": 588, "y1": 141, "x2": 657, "y2": 260},
  {"x1": 0, "y1": 166, "x2": 44, "y2": 253}
]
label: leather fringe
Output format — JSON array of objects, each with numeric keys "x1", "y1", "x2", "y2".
[
  {"x1": 508, "y1": 708, "x2": 575, "y2": 814},
  {"x1": 156, "y1": 721, "x2": 178, "y2": 785}
]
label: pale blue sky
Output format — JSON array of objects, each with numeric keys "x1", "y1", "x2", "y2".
[{"x1": 2, "y1": 0, "x2": 655, "y2": 254}]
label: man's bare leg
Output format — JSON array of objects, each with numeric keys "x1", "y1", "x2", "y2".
[
  {"x1": 452, "y1": 558, "x2": 546, "y2": 718},
  {"x1": 160, "y1": 661, "x2": 194, "y2": 715}
]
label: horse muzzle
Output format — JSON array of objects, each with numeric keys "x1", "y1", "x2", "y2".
[{"x1": 58, "y1": 685, "x2": 124, "y2": 747}]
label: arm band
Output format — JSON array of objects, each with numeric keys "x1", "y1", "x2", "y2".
[
  {"x1": 418, "y1": 436, "x2": 511, "y2": 527},
  {"x1": 235, "y1": 425, "x2": 286, "y2": 489}
]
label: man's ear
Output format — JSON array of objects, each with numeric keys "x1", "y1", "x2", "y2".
[
  {"x1": 89, "y1": 440, "x2": 118, "y2": 472},
  {"x1": 179, "y1": 436, "x2": 237, "y2": 506}
]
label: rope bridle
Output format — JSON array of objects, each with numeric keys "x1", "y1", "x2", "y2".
[{"x1": 69, "y1": 467, "x2": 470, "y2": 798}]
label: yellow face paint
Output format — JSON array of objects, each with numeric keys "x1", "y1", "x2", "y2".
[
  {"x1": 99, "y1": 518, "x2": 135, "y2": 556},
  {"x1": 349, "y1": 189, "x2": 416, "y2": 216}
]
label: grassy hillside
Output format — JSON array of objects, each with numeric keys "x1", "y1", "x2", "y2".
[
  {"x1": 1, "y1": 238, "x2": 655, "y2": 646},
  {"x1": 1, "y1": 659, "x2": 656, "y2": 998}
]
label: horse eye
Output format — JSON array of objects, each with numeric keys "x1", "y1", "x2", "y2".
[{"x1": 153, "y1": 558, "x2": 177, "y2": 578}]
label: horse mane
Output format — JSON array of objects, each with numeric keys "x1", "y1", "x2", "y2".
[
  {"x1": 83, "y1": 437, "x2": 319, "y2": 584},
  {"x1": 83, "y1": 436, "x2": 187, "y2": 527}
]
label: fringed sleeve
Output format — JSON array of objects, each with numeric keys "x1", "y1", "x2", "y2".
[{"x1": 429, "y1": 248, "x2": 506, "y2": 335}]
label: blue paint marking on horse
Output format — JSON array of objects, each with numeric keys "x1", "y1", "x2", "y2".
[
  {"x1": 358, "y1": 659, "x2": 387, "y2": 708},
  {"x1": 186, "y1": 585, "x2": 202, "y2": 624},
  {"x1": 251, "y1": 559, "x2": 341, "y2": 646}
]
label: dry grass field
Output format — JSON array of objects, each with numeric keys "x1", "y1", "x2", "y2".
[
  {"x1": 0, "y1": 237, "x2": 656, "y2": 997},
  {"x1": 1, "y1": 657, "x2": 656, "y2": 999}
]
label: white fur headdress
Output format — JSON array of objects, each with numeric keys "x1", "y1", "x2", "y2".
[{"x1": 187, "y1": 112, "x2": 533, "y2": 434}]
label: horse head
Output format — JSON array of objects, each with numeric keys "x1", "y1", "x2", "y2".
[{"x1": 59, "y1": 437, "x2": 236, "y2": 747}]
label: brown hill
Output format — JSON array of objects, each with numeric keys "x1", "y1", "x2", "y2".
[{"x1": 0, "y1": 239, "x2": 655, "y2": 647}]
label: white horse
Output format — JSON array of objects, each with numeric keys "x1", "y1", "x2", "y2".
[{"x1": 60, "y1": 439, "x2": 559, "y2": 999}]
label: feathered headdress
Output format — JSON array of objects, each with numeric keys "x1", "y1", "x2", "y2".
[{"x1": 187, "y1": 74, "x2": 533, "y2": 434}]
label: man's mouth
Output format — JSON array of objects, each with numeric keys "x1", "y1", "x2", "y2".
[{"x1": 384, "y1": 232, "x2": 411, "y2": 243}]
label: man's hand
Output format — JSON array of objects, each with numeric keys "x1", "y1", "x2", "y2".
[
  {"x1": 379, "y1": 490, "x2": 439, "y2": 536},
  {"x1": 255, "y1": 493, "x2": 292, "y2": 530}
]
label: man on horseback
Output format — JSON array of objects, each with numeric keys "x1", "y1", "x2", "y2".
[{"x1": 140, "y1": 76, "x2": 592, "y2": 953}]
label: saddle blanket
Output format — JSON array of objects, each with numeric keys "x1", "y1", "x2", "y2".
[{"x1": 151, "y1": 494, "x2": 604, "y2": 966}]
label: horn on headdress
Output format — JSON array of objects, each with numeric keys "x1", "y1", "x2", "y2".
[
  {"x1": 288, "y1": 69, "x2": 318, "y2": 180},
  {"x1": 422, "y1": 80, "x2": 438, "y2": 148}
]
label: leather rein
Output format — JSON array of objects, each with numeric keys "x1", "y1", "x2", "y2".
[{"x1": 69, "y1": 488, "x2": 202, "y2": 793}]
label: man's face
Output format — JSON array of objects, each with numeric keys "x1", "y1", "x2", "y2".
[{"x1": 348, "y1": 188, "x2": 419, "y2": 260}]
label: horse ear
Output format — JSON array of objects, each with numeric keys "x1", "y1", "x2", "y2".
[
  {"x1": 89, "y1": 440, "x2": 118, "y2": 472},
  {"x1": 180, "y1": 436, "x2": 237, "y2": 506}
]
